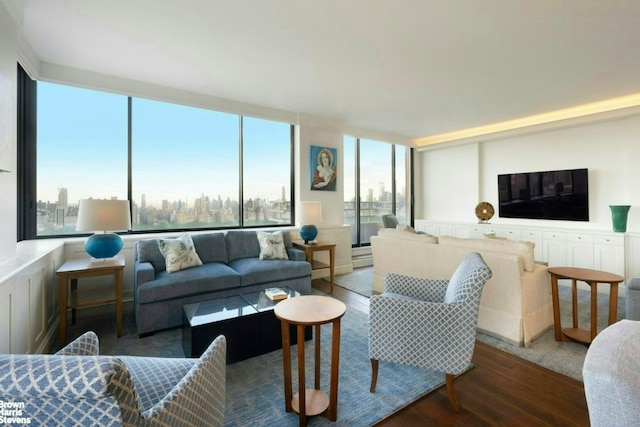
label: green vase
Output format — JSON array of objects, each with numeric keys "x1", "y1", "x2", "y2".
[{"x1": 609, "y1": 205, "x2": 631, "y2": 232}]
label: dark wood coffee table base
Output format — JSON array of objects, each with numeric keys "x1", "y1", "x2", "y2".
[{"x1": 182, "y1": 292, "x2": 311, "y2": 363}]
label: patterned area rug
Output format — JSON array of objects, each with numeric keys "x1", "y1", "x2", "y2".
[
  {"x1": 327, "y1": 266, "x2": 374, "y2": 297},
  {"x1": 328, "y1": 266, "x2": 625, "y2": 382},
  {"x1": 59, "y1": 299, "x2": 448, "y2": 426}
]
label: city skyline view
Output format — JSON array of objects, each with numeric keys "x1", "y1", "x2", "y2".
[
  {"x1": 37, "y1": 82, "x2": 291, "y2": 207},
  {"x1": 36, "y1": 81, "x2": 405, "y2": 240}
]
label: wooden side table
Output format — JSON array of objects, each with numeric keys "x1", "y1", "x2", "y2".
[
  {"x1": 292, "y1": 242, "x2": 336, "y2": 293},
  {"x1": 57, "y1": 257, "x2": 125, "y2": 346},
  {"x1": 548, "y1": 266, "x2": 624, "y2": 344},
  {"x1": 274, "y1": 295, "x2": 346, "y2": 427}
]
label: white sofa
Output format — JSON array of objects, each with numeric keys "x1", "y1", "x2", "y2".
[{"x1": 371, "y1": 228, "x2": 553, "y2": 346}]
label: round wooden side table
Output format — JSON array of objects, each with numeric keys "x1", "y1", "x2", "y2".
[
  {"x1": 274, "y1": 295, "x2": 346, "y2": 427},
  {"x1": 548, "y1": 266, "x2": 624, "y2": 344}
]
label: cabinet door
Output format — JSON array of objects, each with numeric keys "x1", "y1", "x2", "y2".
[
  {"x1": 566, "y1": 233, "x2": 594, "y2": 269},
  {"x1": 0, "y1": 279, "x2": 12, "y2": 353},
  {"x1": 543, "y1": 231, "x2": 567, "y2": 267},
  {"x1": 414, "y1": 220, "x2": 437, "y2": 235},
  {"x1": 594, "y1": 234, "x2": 625, "y2": 277},
  {"x1": 28, "y1": 268, "x2": 47, "y2": 353}
]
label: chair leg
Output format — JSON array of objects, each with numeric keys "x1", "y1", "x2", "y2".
[
  {"x1": 446, "y1": 373, "x2": 460, "y2": 413},
  {"x1": 370, "y1": 359, "x2": 379, "y2": 392}
]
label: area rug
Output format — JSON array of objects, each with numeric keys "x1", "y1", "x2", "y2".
[
  {"x1": 476, "y1": 284, "x2": 625, "y2": 382},
  {"x1": 328, "y1": 266, "x2": 374, "y2": 297},
  {"x1": 327, "y1": 266, "x2": 625, "y2": 382},
  {"x1": 60, "y1": 302, "x2": 448, "y2": 427}
]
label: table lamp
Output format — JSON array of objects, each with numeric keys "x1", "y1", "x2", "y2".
[
  {"x1": 300, "y1": 201, "x2": 322, "y2": 244},
  {"x1": 76, "y1": 199, "x2": 132, "y2": 259}
]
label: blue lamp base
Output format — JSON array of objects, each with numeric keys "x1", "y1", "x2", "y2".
[
  {"x1": 300, "y1": 224, "x2": 318, "y2": 244},
  {"x1": 85, "y1": 233, "x2": 124, "y2": 259}
]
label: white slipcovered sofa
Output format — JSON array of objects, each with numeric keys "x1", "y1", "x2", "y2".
[{"x1": 371, "y1": 228, "x2": 553, "y2": 346}]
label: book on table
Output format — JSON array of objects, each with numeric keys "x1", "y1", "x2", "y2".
[{"x1": 265, "y1": 287, "x2": 288, "y2": 301}]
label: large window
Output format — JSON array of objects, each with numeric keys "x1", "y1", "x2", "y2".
[
  {"x1": 37, "y1": 83, "x2": 128, "y2": 235},
  {"x1": 32, "y1": 81, "x2": 294, "y2": 237},
  {"x1": 343, "y1": 136, "x2": 407, "y2": 246},
  {"x1": 242, "y1": 117, "x2": 292, "y2": 226},
  {"x1": 131, "y1": 98, "x2": 240, "y2": 230}
]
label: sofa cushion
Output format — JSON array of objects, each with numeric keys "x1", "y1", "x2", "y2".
[
  {"x1": 438, "y1": 236, "x2": 535, "y2": 272},
  {"x1": 137, "y1": 239, "x2": 167, "y2": 272},
  {"x1": 378, "y1": 227, "x2": 438, "y2": 243},
  {"x1": 229, "y1": 258, "x2": 311, "y2": 287},
  {"x1": 136, "y1": 263, "x2": 241, "y2": 304},
  {"x1": 157, "y1": 234, "x2": 203, "y2": 273},
  {"x1": 257, "y1": 231, "x2": 289, "y2": 260},
  {"x1": 191, "y1": 232, "x2": 229, "y2": 264},
  {"x1": 226, "y1": 230, "x2": 261, "y2": 261}
]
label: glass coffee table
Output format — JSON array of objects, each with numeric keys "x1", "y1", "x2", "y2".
[{"x1": 182, "y1": 287, "x2": 312, "y2": 363}]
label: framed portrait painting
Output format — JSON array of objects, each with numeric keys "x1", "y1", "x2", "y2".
[{"x1": 310, "y1": 145, "x2": 337, "y2": 191}]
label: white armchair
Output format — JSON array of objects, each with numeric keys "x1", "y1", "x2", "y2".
[{"x1": 368, "y1": 252, "x2": 492, "y2": 412}]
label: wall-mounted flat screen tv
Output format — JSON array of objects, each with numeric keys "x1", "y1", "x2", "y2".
[{"x1": 497, "y1": 168, "x2": 589, "y2": 221}]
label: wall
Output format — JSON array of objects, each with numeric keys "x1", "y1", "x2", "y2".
[
  {"x1": 0, "y1": 3, "x2": 17, "y2": 263},
  {"x1": 296, "y1": 118, "x2": 344, "y2": 226},
  {"x1": 417, "y1": 115, "x2": 640, "y2": 232}
]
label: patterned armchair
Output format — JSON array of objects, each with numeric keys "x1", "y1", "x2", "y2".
[
  {"x1": 368, "y1": 252, "x2": 492, "y2": 412},
  {"x1": 0, "y1": 331, "x2": 226, "y2": 426}
]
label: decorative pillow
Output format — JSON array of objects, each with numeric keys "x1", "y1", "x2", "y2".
[
  {"x1": 156, "y1": 234, "x2": 203, "y2": 273},
  {"x1": 257, "y1": 231, "x2": 289, "y2": 260},
  {"x1": 396, "y1": 224, "x2": 418, "y2": 233}
]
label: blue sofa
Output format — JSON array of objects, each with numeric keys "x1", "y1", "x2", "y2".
[{"x1": 134, "y1": 230, "x2": 311, "y2": 335}]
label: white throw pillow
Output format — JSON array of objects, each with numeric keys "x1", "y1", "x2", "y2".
[
  {"x1": 257, "y1": 231, "x2": 289, "y2": 260},
  {"x1": 157, "y1": 234, "x2": 203, "y2": 273},
  {"x1": 396, "y1": 224, "x2": 418, "y2": 233}
]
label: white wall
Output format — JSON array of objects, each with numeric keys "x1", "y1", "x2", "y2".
[
  {"x1": 417, "y1": 115, "x2": 640, "y2": 232},
  {"x1": 0, "y1": 3, "x2": 17, "y2": 263},
  {"x1": 296, "y1": 121, "x2": 344, "y2": 226}
]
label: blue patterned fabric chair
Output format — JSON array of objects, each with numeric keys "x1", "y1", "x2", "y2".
[
  {"x1": 0, "y1": 331, "x2": 226, "y2": 426},
  {"x1": 368, "y1": 252, "x2": 492, "y2": 412}
]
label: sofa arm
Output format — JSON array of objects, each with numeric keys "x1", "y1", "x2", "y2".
[
  {"x1": 55, "y1": 331, "x2": 100, "y2": 356},
  {"x1": 135, "y1": 261, "x2": 156, "y2": 286},
  {"x1": 287, "y1": 247, "x2": 306, "y2": 261}
]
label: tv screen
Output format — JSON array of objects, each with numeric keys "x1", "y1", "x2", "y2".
[{"x1": 498, "y1": 168, "x2": 589, "y2": 221}]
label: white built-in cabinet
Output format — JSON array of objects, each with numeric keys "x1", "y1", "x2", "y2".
[
  {"x1": 415, "y1": 220, "x2": 630, "y2": 278},
  {"x1": 0, "y1": 241, "x2": 64, "y2": 354}
]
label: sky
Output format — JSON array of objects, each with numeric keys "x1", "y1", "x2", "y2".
[{"x1": 37, "y1": 82, "x2": 291, "y2": 207}]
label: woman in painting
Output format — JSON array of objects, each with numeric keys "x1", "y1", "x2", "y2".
[{"x1": 312, "y1": 148, "x2": 337, "y2": 191}]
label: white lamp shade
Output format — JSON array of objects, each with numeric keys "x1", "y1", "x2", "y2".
[
  {"x1": 300, "y1": 201, "x2": 323, "y2": 225},
  {"x1": 77, "y1": 199, "x2": 132, "y2": 232}
]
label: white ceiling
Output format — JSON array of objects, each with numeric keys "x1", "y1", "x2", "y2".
[{"x1": 12, "y1": 0, "x2": 640, "y2": 140}]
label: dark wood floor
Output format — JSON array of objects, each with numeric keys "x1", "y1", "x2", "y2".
[{"x1": 312, "y1": 279, "x2": 591, "y2": 427}]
